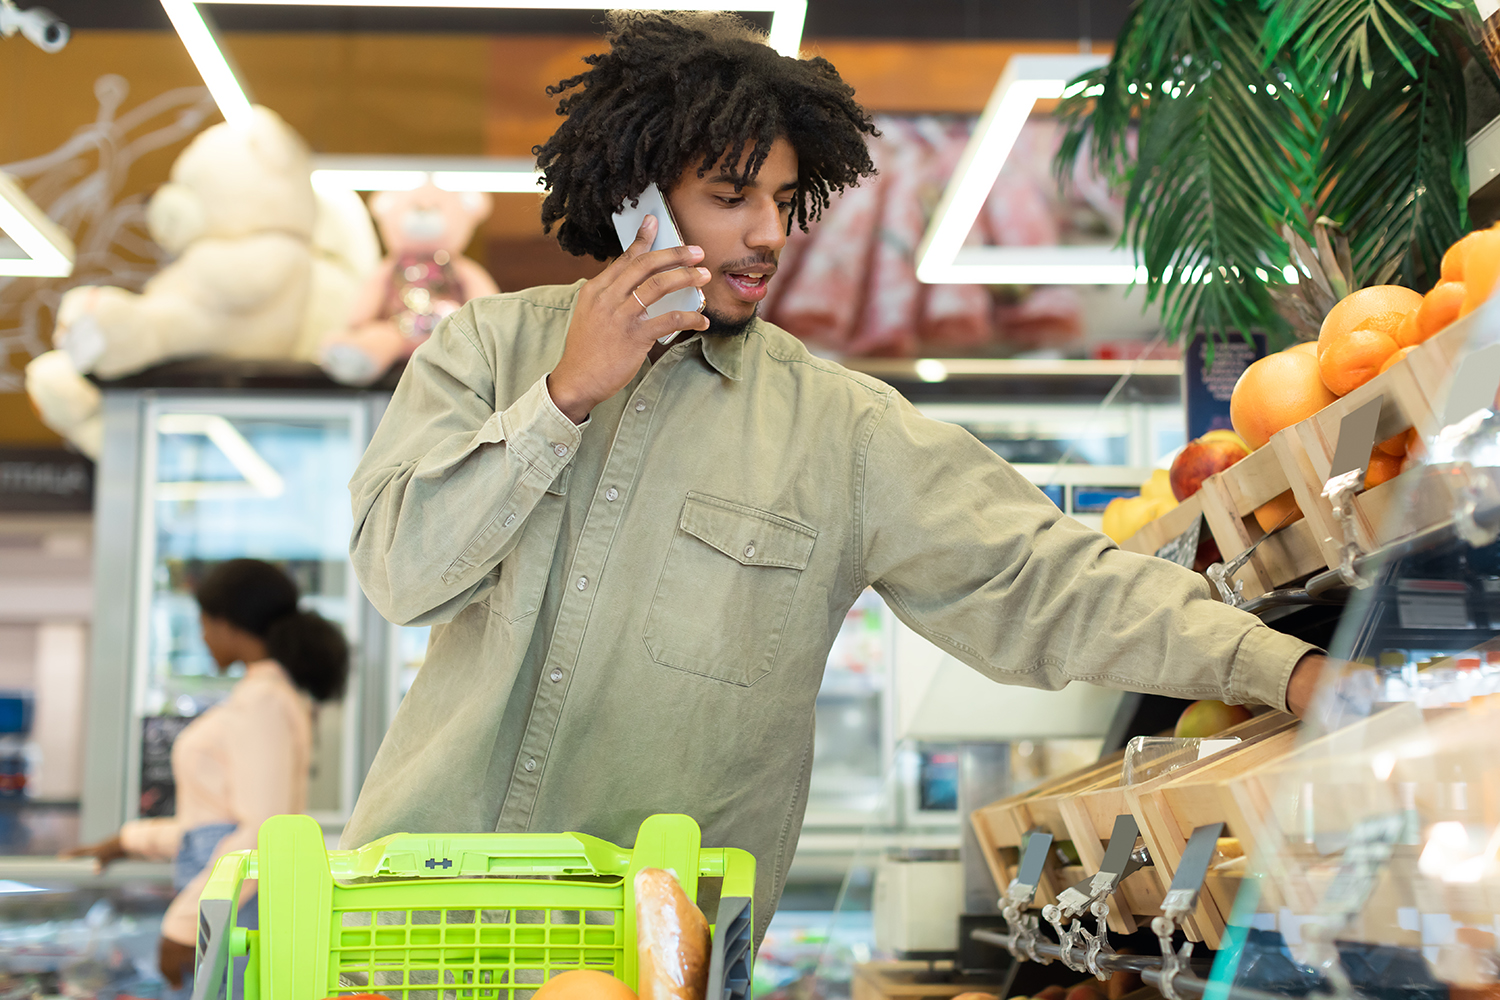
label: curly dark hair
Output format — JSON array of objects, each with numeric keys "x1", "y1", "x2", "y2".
[{"x1": 534, "y1": 11, "x2": 879, "y2": 261}]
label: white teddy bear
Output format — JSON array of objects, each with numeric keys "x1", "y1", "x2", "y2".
[{"x1": 26, "y1": 105, "x2": 378, "y2": 456}]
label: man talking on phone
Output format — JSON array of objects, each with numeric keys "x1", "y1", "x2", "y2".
[{"x1": 342, "y1": 12, "x2": 1327, "y2": 940}]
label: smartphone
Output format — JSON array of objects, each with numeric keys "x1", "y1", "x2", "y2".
[{"x1": 611, "y1": 183, "x2": 706, "y2": 345}]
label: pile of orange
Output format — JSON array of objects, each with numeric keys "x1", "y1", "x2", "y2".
[{"x1": 1225, "y1": 225, "x2": 1500, "y2": 531}]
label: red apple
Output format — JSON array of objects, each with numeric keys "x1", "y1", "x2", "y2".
[{"x1": 1169, "y1": 430, "x2": 1251, "y2": 501}]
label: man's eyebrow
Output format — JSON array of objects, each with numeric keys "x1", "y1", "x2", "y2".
[{"x1": 710, "y1": 169, "x2": 799, "y2": 192}]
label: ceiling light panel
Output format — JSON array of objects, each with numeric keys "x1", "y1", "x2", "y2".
[
  {"x1": 915, "y1": 53, "x2": 1139, "y2": 286},
  {"x1": 0, "y1": 172, "x2": 75, "y2": 278}
]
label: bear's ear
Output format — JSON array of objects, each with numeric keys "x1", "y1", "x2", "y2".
[
  {"x1": 460, "y1": 191, "x2": 493, "y2": 221},
  {"x1": 245, "y1": 106, "x2": 307, "y2": 173},
  {"x1": 370, "y1": 190, "x2": 400, "y2": 218},
  {"x1": 147, "y1": 182, "x2": 206, "y2": 254}
]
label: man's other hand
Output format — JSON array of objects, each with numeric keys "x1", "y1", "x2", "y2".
[
  {"x1": 1286, "y1": 652, "x2": 1328, "y2": 718},
  {"x1": 159, "y1": 935, "x2": 195, "y2": 989}
]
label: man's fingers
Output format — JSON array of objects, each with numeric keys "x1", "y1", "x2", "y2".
[
  {"x1": 627, "y1": 266, "x2": 711, "y2": 312},
  {"x1": 615, "y1": 244, "x2": 706, "y2": 293},
  {"x1": 642, "y1": 311, "x2": 711, "y2": 341},
  {"x1": 624, "y1": 214, "x2": 657, "y2": 258}
]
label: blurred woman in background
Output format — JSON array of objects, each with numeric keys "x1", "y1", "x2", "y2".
[{"x1": 66, "y1": 558, "x2": 349, "y2": 992}]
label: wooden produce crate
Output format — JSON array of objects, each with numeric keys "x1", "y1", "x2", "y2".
[
  {"x1": 1122, "y1": 716, "x2": 1303, "y2": 948},
  {"x1": 1119, "y1": 309, "x2": 1486, "y2": 604},
  {"x1": 1055, "y1": 711, "x2": 1296, "y2": 940},
  {"x1": 970, "y1": 750, "x2": 1129, "y2": 910}
]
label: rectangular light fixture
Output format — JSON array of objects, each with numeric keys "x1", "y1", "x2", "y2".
[
  {"x1": 161, "y1": 0, "x2": 809, "y2": 157},
  {"x1": 309, "y1": 156, "x2": 544, "y2": 194},
  {"x1": 0, "y1": 172, "x2": 75, "y2": 278},
  {"x1": 914, "y1": 53, "x2": 1142, "y2": 287}
]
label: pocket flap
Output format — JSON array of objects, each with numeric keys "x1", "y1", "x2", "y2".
[{"x1": 679, "y1": 493, "x2": 816, "y2": 569}]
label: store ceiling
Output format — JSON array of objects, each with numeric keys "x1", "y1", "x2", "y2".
[{"x1": 37, "y1": 0, "x2": 1130, "y2": 40}]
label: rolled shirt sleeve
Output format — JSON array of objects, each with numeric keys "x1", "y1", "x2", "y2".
[{"x1": 860, "y1": 394, "x2": 1314, "y2": 711}]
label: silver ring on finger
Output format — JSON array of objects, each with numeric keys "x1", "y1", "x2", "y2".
[{"x1": 632, "y1": 289, "x2": 648, "y2": 313}]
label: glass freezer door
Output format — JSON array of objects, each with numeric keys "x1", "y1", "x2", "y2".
[{"x1": 128, "y1": 397, "x2": 365, "y2": 824}]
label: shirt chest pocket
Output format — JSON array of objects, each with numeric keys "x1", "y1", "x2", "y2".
[{"x1": 644, "y1": 492, "x2": 817, "y2": 687}]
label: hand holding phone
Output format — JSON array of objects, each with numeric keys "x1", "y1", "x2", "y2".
[
  {"x1": 547, "y1": 198, "x2": 711, "y2": 425},
  {"x1": 611, "y1": 183, "x2": 706, "y2": 345}
]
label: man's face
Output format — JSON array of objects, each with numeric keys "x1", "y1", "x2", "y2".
[{"x1": 665, "y1": 136, "x2": 797, "y2": 333}]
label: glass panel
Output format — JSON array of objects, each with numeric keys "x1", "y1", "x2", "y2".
[
  {"x1": 805, "y1": 588, "x2": 892, "y2": 825},
  {"x1": 137, "y1": 404, "x2": 361, "y2": 819}
]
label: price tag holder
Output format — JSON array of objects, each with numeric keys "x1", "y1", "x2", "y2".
[
  {"x1": 1318, "y1": 812, "x2": 1405, "y2": 923},
  {"x1": 1013, "y1": 829, "x2": 1054, "y2": 899},
  {"x1": 1160, "y1": 822, "x2": 1225, "y2": 918},
  {"x1": 1329, "y1": 395, "x2": 1384, "y2": 482},
  {"x1": 1097, "y1": 814, "x2": 1141, "y2": 887},
  {"x1": 1442, "y1": 341, "x2": 1500, "y2": 428},
  {"x1": 1155, "y1": 515, "x2": 1203, "y2": 568}
]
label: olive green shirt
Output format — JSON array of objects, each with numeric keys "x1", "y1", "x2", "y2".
[{"x1": 342, "y1": 281, "x2": 1314, "y2": 940}]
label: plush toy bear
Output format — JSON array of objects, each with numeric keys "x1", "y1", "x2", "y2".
[
  {"x1": 319, "y1": 181, "x2": 498, "y2": 386},
  {"x1": 25, "y1": 105, "x2": 378, "y2": 456}
]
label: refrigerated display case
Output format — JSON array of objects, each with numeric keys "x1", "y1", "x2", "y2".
[{"x1": 81, "y1": 379, "x2": 396, "y2": 841}]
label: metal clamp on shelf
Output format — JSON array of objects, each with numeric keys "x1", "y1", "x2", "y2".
[
  {"x1": 1323, "y1": 467, "x2": 1371, "y2": 590},
  {"x1": 1041, "y1": 815, "x2": 1149, "y2": 980},
  {"x1": 999, "y1": 829, "x2": 1055, "y2": 966},
  {"x1": 1150, "y1": 822, "x2": 1224, "y2": 1000}
]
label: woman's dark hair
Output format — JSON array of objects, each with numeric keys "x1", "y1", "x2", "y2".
[
  {"x1": 195, "y1": 559, "x2": 350, "y2": 703},
  {"x1": 534, "y1": 11, "x2": 879, "y2": 261}
]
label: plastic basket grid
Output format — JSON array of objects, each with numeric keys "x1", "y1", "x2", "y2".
[
  {"x1": 191, "y1": 813, "x2": 755, "y2": 1000},
  {"x1": 329, "y1": 889, "x2": 625, "y2": 999}
]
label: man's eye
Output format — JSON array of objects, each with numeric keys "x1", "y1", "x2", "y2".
[
  {"x1": 776, "y1": 202, "x2": 793, "y2": 211},
  {"x1": 717, "y1": 196, "x2": 744, "y2": 206}
]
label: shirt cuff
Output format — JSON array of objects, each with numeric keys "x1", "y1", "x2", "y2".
[
  {"x1": 496, "y1": 374, "x2": 589, "y2": 474},
  {"x1": 1227, "y1": 625, "x2": 1319, "y2": 713}
]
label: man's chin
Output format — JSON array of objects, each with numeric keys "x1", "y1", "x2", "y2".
[{"x1": 702, "y1": 304, "x2": 757, "y2": 338}]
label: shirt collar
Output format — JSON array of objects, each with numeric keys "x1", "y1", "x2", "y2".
[{"x1": 690, "y1": 322, "x2": 748, "y2": 381}]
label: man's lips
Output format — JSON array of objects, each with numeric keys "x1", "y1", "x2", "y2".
[{"x1": 721, "y1": 263, "x2": 777, "y2": 302}]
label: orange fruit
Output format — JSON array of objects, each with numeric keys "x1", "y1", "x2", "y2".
[
  {"x1": 1394, "y1": 310, "x2": 1420, "y2": 349},
  {"x1": 1378, "y1": 345, "x2": 1414, "y2": 376},
  {"x1": 1317, "y1": 285, "x2": 1422, "y2": 359},
  {"x1": 1441, "y1": 230, "x2": 1490, "y2": 283},
  {"x1": 1230, "y1": 350, "x2": 1339, "y2": 449},
  {"x1": 1287, "y1": 341, "x2": 1319, "y2": 356},
  {"x1": 1254, "y1": 490, "x2": 1303, "y2": 532},
  {"x1": 1411, "y1": 281, "x2": 1465, "y2": 344},
  {"x1": 1320, "y1": 325, "x2": 1400, "y2": 395},
  {"x1": 534, "y1": 971, "x2": 637, "y2": 1000},
  {"x1": 1377, "y1": 430, "x2": 1408, "y2": 457},
  {"x1": 1366, "y1": 449, "x2": 1402, "y2": 489},
  {"x1": 1459, "y1": 229, "x2": 1500, "y2": 318}
]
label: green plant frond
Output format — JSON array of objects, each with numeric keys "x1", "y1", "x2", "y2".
[
  {"x1": 1317, "y1": 12, "x2": 1468, "y2": 289},
  {"x1": 1262, "y1": 0, "x2": 1465, "y2": 90}
]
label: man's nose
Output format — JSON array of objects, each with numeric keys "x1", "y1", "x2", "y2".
[{"x1": 748, "y1": 198, "x2": 788, "y2": 253}]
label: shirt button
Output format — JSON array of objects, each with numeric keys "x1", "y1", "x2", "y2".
[
  {"x1": 504, "y1": 513, "x2": 516, "y2": 527},
  {"x1": 635, "y1": 401, "x2": 646, "y2": 412},
  {"x1": 550, "y1": 668, "x2": 563, "y2": 682},
  {"x1": 576, "y1": 576, "x2": 588, "y2": 591},
  {"x1": 553, "y1": 443, "x2": 568, "y2": 457},
  {"x1": 524, "y1": 757, "x2": 537, "y2": 772},
  {"x1": 744, "y1": 544, "x2": 756, "y2": 559},
  {"x1": 605, "y1": 487, "x2": 618, "y2": 502}
]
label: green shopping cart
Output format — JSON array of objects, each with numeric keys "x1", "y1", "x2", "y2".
[{"x1": 190, "y1": 813, "x2": 754, "y2": 1000}]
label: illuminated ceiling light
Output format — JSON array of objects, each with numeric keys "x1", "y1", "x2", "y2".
[
  {"x1": 0, "y1": 172, "x2": 75, "y2": 278},
  {"x1": 163, "y1": 0, "x2": 807, "y2": 135},
  {"x1": 914, "y1": 359, "x2": 949, "y2": 383},
  {"x1": 159, "y1": 0, "x2": 254, "y2": 128},
  {"x1": 309, "y1": 156, "x2": 544, "y2": 194},
  {"x1": 915, "y1": 53, "x2": 1141, "y2": 286},
  {"x1": 156, "y1": 413, "x2": 286, "y2": 500}
]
